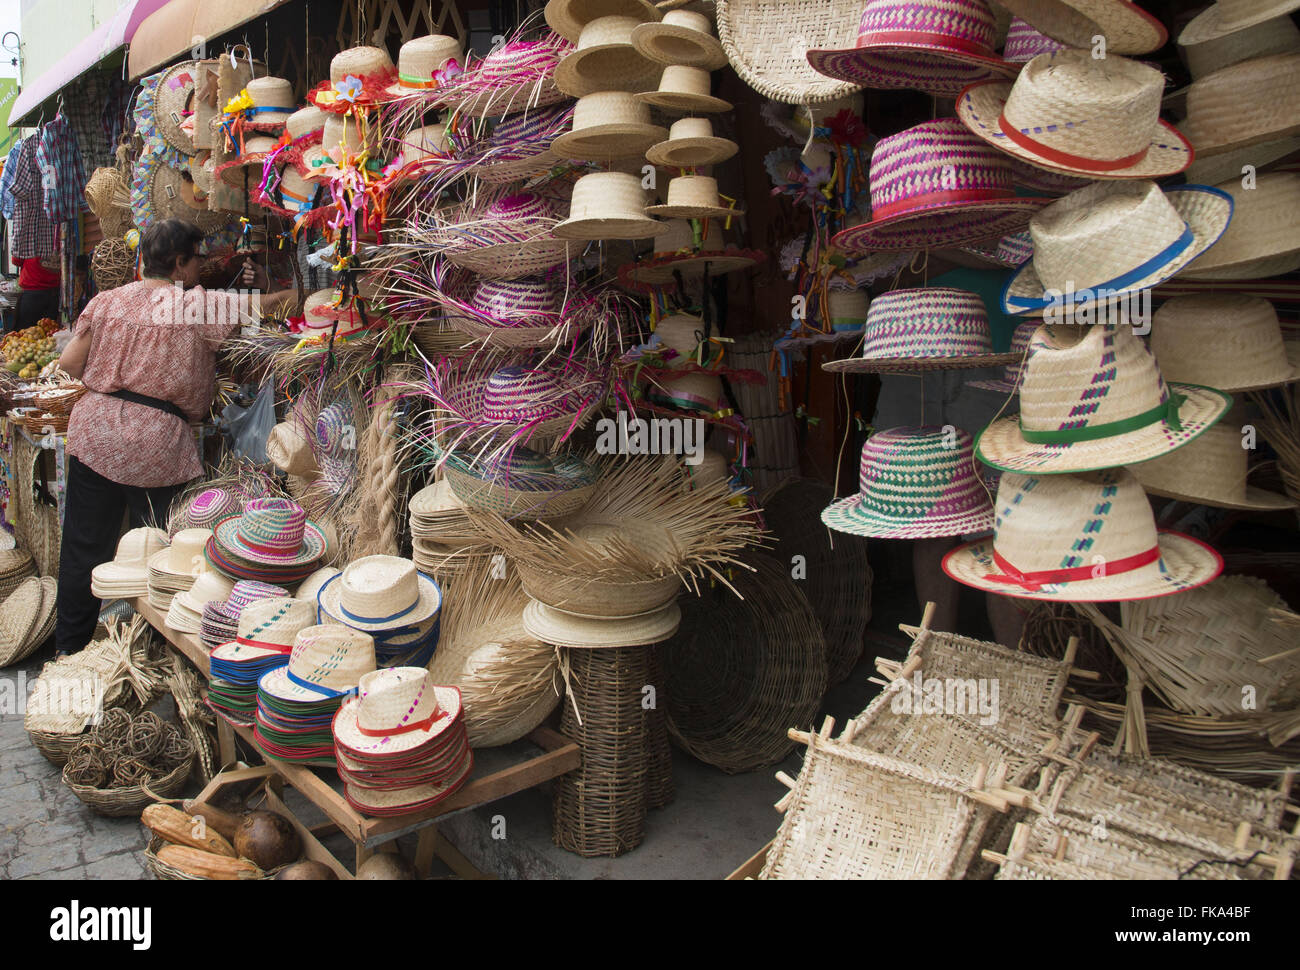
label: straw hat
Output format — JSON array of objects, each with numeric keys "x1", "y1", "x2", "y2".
[
  {"x1": 822, "y1": 426, "x2": 996, "y2": 539},
  {"x1": 976, "y1": 323, "x2": 1234, "y2": 475},
  {"x1": 1180, "y1": 53, "x2": 1300, "y2": 159},
  {"x1": 169, "y1": 568, "x2": 238, "y2": 622},
  {"x1": 523, "y1": 599, "x2": 682, "y2": 648},
  {"x1": 1183, "y1": 136, "x2": 1300, "y2": 186},
  {"x1": 831, "y1": 118, "x2": 1049, "y2": 254},
  {"x1": 438, "y1": 277, "x2": 590, "y2": 348},
  {"x1": 217, "y1": 135, "x2": 280, "y2": 188},
  {"x1": 1181, "y1": 14, "x2": 1300, "y2": 83},
  {"x1": 257, "y1": 625, "x2": 377, "y2": 703},
  {"x1": 1002, "y1": 16, "x2": 1068, "y2": 62},
  {"x1": 821, "y1": 288, "x2": 870, "y2": 335},
  {"x1": 301, "y1": 289, "x2": 369, "y2": 338},
  {"x1": 212, "y1": 498, "x2": 327, "y2": 568},
  {"x1": 619, "y1": 218, "x2": 763, "y2": 287},
  {"x1": 546, "y1": 0, "x2": 661, "y2": 42},
  {"x1": 994, "y1": 0, "x2": 1168, "y2": 55},
  {"x1": 632, "y1": 9, "x2": 728, "y2": 69},
  {"x1": 1002, "y1": 181, "x2": 1234, "y2": 315},
  {"x1": 266, "y1": 421, "x2": 318, "y2": 477},
  {"x1": 156, "y1": 62, "x2": 200, "y2": 156},
  {"x1": 1149, "y1": 294, "x2": 1300, "y2": 393},
  {"x1": 554, "y1": 16, "x2": 662, "y2": 96},
  {"x1": 635, "y1": 64, "x2": 733, "y2": 113},
  {"x1": 330, "y1": 45, "x2": 395, "y2": 83},
  {"x1": 1181, "y1": 173, "x2": 1300, "y2": 280},
  {"x1": 646, "y1": 175, "x2": 742, "y2": 221},
  {"x1": 551, "y1": 91, "x2": 668, "y2": 160},
  {"x1": 385, "y1": 35, "x2": 464, "y2": 98},
  {"x1": 90, "y1": 527, "x2": 170, "y2": 595},
  {"x1": 554, "y1": 171, "x2": 671, "y2": 239},
  {"x1": 438, "y1": 37, "x2": 572, "y2": 118},
  {"x1": 646, "y1": 117, "x2": 738, "y2": 168},
  {"x1": 954, "y1": 230, "x2": 1034, "y2": 270},
  {"x1": 956, "y1": 50, "x2": 1193, "y2": 180},
  {"x1": 807, "y1": 0, "x2": 1020, "y2": 98},
  {"x1": 653, "y1": 313, "x2": 706, "y2": 365},
  {"x1": 150, "y1": 166, "x2": 228, "y2": 233},
  {"x1": 260, "y1": 167, "x2": 320, "y2": 217},
  {"x1": 243, "y1": 76, "x2": 295, "y2": 124},
  {"x1": 317, "y1": 555, "x2": 441, "y2": 632},
  {"x1": 967, "y1": 319, "x2": 1040, "y2": 394},
  {"x1": 332, "y1": 667, "x2": 463, "y2": 753},
  {"x1": 153, "y1": 528, "x2": 212, "y2": 578},
  {"x1": 824, "y1": 287, "x2": 1020, "y2": 373},
  {"x1": 296, "y1": 566, "x2": 341, "y2": 605},
  {"x1": 397, "y1": 124, "x2": 449, "y2": 167},
  {"x1": 942, "y1": 467, "x2": 1223, "y2": 601},
  {"x1": 1134, "y1": 422, "x2": 1298, "y2": 512},
  {"x1": 1180, "y1": 0, "x2": 1300, "y2": 47},
  {"x1": 646, "y1": 370, "x2": 725, "y2": 413},
  {"x1": 174, "y1": 488, "x2": 242, "y2": 535},
  {"x1": 440, "y1": 446, "x2": 598, "y2": 520}
]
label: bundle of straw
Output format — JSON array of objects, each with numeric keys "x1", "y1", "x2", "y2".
[{"x1": 1250, "y1": 386, "x2": 1300, "y2": 505}]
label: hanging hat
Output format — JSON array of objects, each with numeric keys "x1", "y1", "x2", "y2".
[
  {"x1": 481, "y1": 365, "x2": 580, "y2": 426},
  {"x1": 266, "y1": 421, "x2": 318, "y2": 477},
  {"x1": 551, "y1": 91, "x2": 668, "y2": 161},
  {"x1": 384, "y1": 35, "x2": 464, "y2": 98},
  {"x1": 646, "y1": 175, "x2": 742, "y2": 221},
  {"x1": 646, "y1": 370, "x2": 725, "y2": 413},
  {"x1": 216, "y1": 135, "x2": 280, "y2": 188},
  {"x1": 314, "y1": 400, "x2": 359, "y2": 494},
  {"x1": 1181, "y1": 173, "x2": 1300, "y2": 281},
  {"x1": 956, "y1": 49, "x2": 1193, "y2": 180},
  {"x1": 332, "y1": 666, "x2": 463, "y2": 754},
  {"x1": 1134, "y1": 423, "x2": 1298, "y2": 512},
  {"x1": 155, "y1": 62, "x2": 200, "y2": 156},
  {"x1": 619, "y1": 218, "x2": 763, "y2": 289},
  {"x1": 546, "y1": 0, "x2": 661, "y2": 43},
  {"x1": 1002, "y1": 181, "x2": 1234, "y2": 315},
  {"x1": 646, "y1": 117, "x2": 738, "y2": 168},
  {"x1": 288, "y1": 106, "x2": 332, "y2": 176},
  {"x1": 967, "y1": 320, "x2": 1040, "y2": 394},
  {"x1": 652, "y1": 314, "x2": 707, "y2": 366},
  {"x1": 522, "y1": 600, "x2": 682, "y2": 648},
  {"x1": 213, "y1": 498, "x2": 327, "y2": 568},
  {"x1": 994, "y1": 0, "x2": 1167, "y2": 55},
  {"x1": 90, "y1": 527, "x2": 170, "y2": 597},
  {"x1": 1148, "y1": 294, "x2": 1300, "y2": 393},
  {"x1": 554, "y1": 171, "x2": 670, "y2": 239},
  {"x1": 1178, "y1": 14, "x2": 1300, "y2": 90},
  {"x1": 975, "y1": 323, "x2": 1233, "y2": 475},
  {"x1": 942, "y1": 467, "x2": 1223, "y2": 601},
  {"x1": 821, "y1": 288, "x2": 870, "y2": 336},
  {"x1": 310, "y1": 46, "x2": 398, "y2": 111},
  {"x1": 437, "y1": 36, "x2": 572, "y2": 118},
  {"x1": 151, "y1": 528, "x2": 212, "y2": 579},
  {"x1": 440, "y1": 446, "x2": 598, "y2": 520},
  {"x1": 806, "y1": 0, "x2": 1020, "y2": 98},
  {"x1": 1180, "y1": 0, "x2": 1300, "y2": 47},
  {"x1": 1183, "y1": 137, "x2": 1300, "y2": 187},
  {"x1": 1180, "y1": 53, "x2": 1300, "y2": 160},
  {"x1": 438, "y1": 277, "x2": 593, "y2": 348},
  {"x1": 318, "y1": 555, "x2": 442, "y2": 633},
  {"x1": 257, "y1": 625, "x2": 378, "y2": 703},
  {"x1": 1002, "y1": 16, "x2": 1068, "y2": 62},
  {"x1": 953, "y1": 230, "x2": 1034, "y2": 270},
  {"x1": 301, "y1": 289, "x2": 371, "y2": 338},
  {"x1": 823, "y1": 288, "x2": 1021, "y2": 373},
  {"x1": 242, "y1": 76, "x2": 295, "y2": 125},
  {"x1": 469, "y1": 104, "x2": 574, "y2": 183},
  {"x1": 631, "y1": 9, "x2": 727, "y2": 68},
  {"x1": 150, "y1": 165, "x2": 228, "y2": 233},
  {"x1": 554, "y1": 15, "x2": 662, "y2": 96},
  {"x1": 320, "y1": 115, "x2": 380, "y2": 168},
  {"x1": 635, "y1": 64, "x2": 732, "y2": 113},
  {"x1": 830, "y1": 118, "x2": 1049, "y2": 254}
]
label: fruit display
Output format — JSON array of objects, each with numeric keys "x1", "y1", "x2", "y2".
[{"x1": 1, "y1": 320, "x2": 60, "y2": 380}]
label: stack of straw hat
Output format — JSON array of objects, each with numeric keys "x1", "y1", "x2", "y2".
[
  {"x1": 315, "y1": 555, "x2": 443, "y2": 670},
  {"x1": 0, "y1": 548, "x2": 37, "y2": 601},
  {"x1": 0, "y1": 574, "x2": 57, "y2": 667},
  {"x1": 207, "y1": 597, "x2": 316, "y2": 726},
  {"x1": 199, "y1": 579, "x2": 292, "y2": 651},
  {"x1": 90, "y1": 528, "x2": 168, "y2": 600},
  {"x1": 147, "y1": 529, "x2": 210, "y2": 611},
  {"x1": 206, "y1": 498, "x2": 328, "y2": 585},
  {"x1": 164, "y1": 567, "x2": 236, "y2": 634},
  {"x1": 408, "y1": 479, "x2": 497, "y2": 581}
]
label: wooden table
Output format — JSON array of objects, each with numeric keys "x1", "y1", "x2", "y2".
[{"x1": 133, "y1": 596, "x2": 581, "y2": 877}]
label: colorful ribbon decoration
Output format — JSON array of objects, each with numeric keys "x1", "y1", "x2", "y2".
[
  {"x1": 984, "y1": 545, "x2": 1161, "y2": 592},
  {"x1": 1019, "y1": 391, "x2": 1188, "y2": 444},
  {"x1": 997, "y1": 112, "x2": 1151, "y2": 172},
  {"x1": 355, "y1": 706, "x2": 452, "y2": 737}
]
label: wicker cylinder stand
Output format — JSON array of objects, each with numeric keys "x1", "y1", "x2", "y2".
[
  {"x1": 644, "y1": 644, "x2": 675, "y2": 810},
  {"x1": 552, "y1": 645, "x2": 653, "y2": 857}
]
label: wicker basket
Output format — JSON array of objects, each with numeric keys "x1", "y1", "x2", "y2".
[
  {"x1": 22, "y1": 411, "x2": 68, "y2": 435},
  {"x1": 62, "y1": 754, "x2": 194, "y2": 817},
  {"x1": 644, "y1": 644, "x2": 674, "y2": 810},
  {"x1": 143, "y1": 835, "x2": 282, "y2": 880},
  {"x1": 29, "y1": 729, "x2": 90, "y2": 767},
  {"x1": 662, "y1": 554, "x2": 828, "y2": 773},
  {"x1": 34, "y1": 385, "x2": 86, "y2": 416},
  {"x1": 442, "y1": 460, "x2": 595, "y2": 521}
]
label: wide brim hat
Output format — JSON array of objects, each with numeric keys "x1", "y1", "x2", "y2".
[
  {"x1": 317, "y1": 566, "x2": 442, "y2": 633},
  {"x1": 155, "y1": 61, "x2": 200, "y2": 156},
  {"x1": 554, "y1": 16, "x2": 663, "y2": 97},
  {"x1": 546, "y1": 0, "x2": 661, "y2": 41},
  {"x1": 467, "y1": 104, "x2": 574, "y2": 183},
  {"x1": 149, "y1": 165, "x2": 228, "y2": 234},
  {"x1": 554, "y1": 171, "x2": 672, "y2": 240},
  {"x1": 341, "y1": 752, "x2": 474, "y2": 815},
  {"x1": 645, "y1": 125, "x2": 738, "y2": 168},
  {"x1": 1134, "y1": 424, "x2": 1299, "y2": 512},
  {"x1": 1002, "y1": 186, "x2": 1234, "y2": 314},
  {"x1": 1149, "y1": 294, "x2": 1300, "y2": 393},
  {"x1": 440, "y1": 447, "x2": 598, "y2": 520},
  {"x1": 822, "y1": 489, "x2": 994, "y2": 539},
  {"x1": 1179, "y1": 53, "x2": 1300, "y2": 159},
  {"x1": 383, "y1": 34, "x2": 464, "y2": 98},
  {"x1": 956, "y1": 79, "x2": 1194, "y2": 181},
  {"x1": 212, "y1": 514, "x2": 327, "y2": 568},
  {"x1": 1183, "y1": 136, "x2": 1300, "y2": 187},
  {"x1": 634, "y1": 65, "x2": 733, "y2": 113},
  {"x1": 522, "y1": 599, "x2": 682, "y2": 648},
  {"x1": 332, "y1": 676, "x2": 463, "y2": 756},
  {"x1": 645, "y1": 175, "x2": 744, "y2": 221},
  {"x1": 824, "y1": 349, "x2": 1018, "y2": 373},
  {"x1": 550, "y1": 93, "x2": 668, "y2": 160},
  {"x1": 833, "y1": 193, "x2": 1047, "y2": 254},
  {"x1": 995, "y1": 0, "x2": 1168, "y2": 55},
  {"x1": 1181, "y1": 173, "x2": 1300, "y2": 281},
  {"x1": 1180, "y1": 0, "x2": 1300, "y2": 47},
  {"x1": 266, "y1": 421, "x2": 318, "y2": 476},
  {"x1": 631, "y1": 11, "x2": 728, "y2": 69}
]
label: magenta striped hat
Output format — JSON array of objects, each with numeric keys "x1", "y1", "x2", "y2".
[
  {"x1": 1002, "y1": 17, "x2": 1067, "y2": 63},
  {"x1": 483, "y1": 367, "x2": 568, "y2": 423},
  {"x1": 226, "y1": 580, "x2": 293, "y2": 614},
  {"x1": 212, "y1": 498, "x2": 328, "y2": 567},
  {"x1": 806, "y1": 0, "x2": 1020, "y2": 98},
  {"x1": 958, "y1": 229, "x2": 1033, "y2": 268},
  {"x1": 830, "y1": 119, "x2": 1050, "y2": 254},
  {"x1": 823, "y1": 287, "x2": 1022, "y2": 373},
  {"x1": 176, "y1": 487, "x2": 242, "y2": 535},
  {"x1": 438, "y1": 36, "x2": 572, "y2": 117}
]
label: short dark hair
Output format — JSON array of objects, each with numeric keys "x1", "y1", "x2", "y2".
[{"x1": 141, "y1": 219, "x2": 205, "y2": 278}]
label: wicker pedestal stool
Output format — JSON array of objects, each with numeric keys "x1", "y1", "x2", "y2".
[{"x1": 523, "y1": 600, "x2": 682, "y2": 858}]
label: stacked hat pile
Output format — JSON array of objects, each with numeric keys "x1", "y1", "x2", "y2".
[
  {"x1": 207, "y1": 596, "x2": 314, "y2": 726},
  {"x1": 0, "y1": 573, "x2": 57, "y2": 667},
  {"x1": 0, "y1": 547, "x2": 36, "y2": 601},
  {"x1": 257, "y1": 625, "x2": 378, "y2": 765},
  {"x1": 408, "y1": 479, "x2": 496, "y2": 581},
  {"x1": 206, "y1": 498, "x2": 328, "y2": 585},
  {"x1": 147, "y1": 529, "x2": 210, "y2": 611},
  {"x1": 90, "y1": 528, "x2": 168, "y2": 600},
  {"x1": 199, "y1": 579, "x2": 292, "y2": 651},
  {"x1": 164, "y1": 567, "x2": 236, "y2": 634},
  {"x1": 332, "y1": 667, "x2": 473, "y2": 815},
  {"x1": 315, "y1": 556, "x2": 443, "y2": 670}
]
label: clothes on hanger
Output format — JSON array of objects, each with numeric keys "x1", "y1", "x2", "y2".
[
  {"x1": 9, "y1": 137, "x2": 56, "y2": 259},
  {"x1": 35, "y1": 113, "x2": 90, "y2": 224},
  {"x1": 0, "y1": 134, "x2": 27, "y2": 221}
]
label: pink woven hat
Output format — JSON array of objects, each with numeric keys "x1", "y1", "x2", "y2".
[
  {"x1": 212, "y1": 498, "x2": 328, "y2": 568},
  {"x1": 174, "y1": 487, "x2": 242, "y2": 535},
  {"x1": 975, "y1": 323, "x2": 1234, "y2": 475},
  {"x1": 830, "y1": 119, "x2": 1050, "y2": 254},
  {"x1": 942, "y1": 466, "x2": 1223, "y2": 602},
  {"x1": 437, "y1": 35, "x2": 572, "y2": 118},
  {"x1": 956, "y1": 49, "x2": 1193, "y2": 180},
  {"x1": 318, "y1": 555, "x2": 442, "y2": 632},
  {"x1": 806, "y1": 0, "x2": 1020, "y2": 99},
  {"x1": 967, "y1": 320, "x2": 1040, "y2": 393},
  {"x1": 996, "y1": 0, "x2": 1167, "y2": 54},
  {"x1": 439, "y1": 276, "x2": 594, "y2": 348},
  {"x1": 468, "y1": 104, "x2": 575, "y2": 184},
  {"x1": 1001, "y1": 181, "x2": 1234, "y2": 316},
  {"x1": 436, "y1": 193, "x2": 573, "y2": 280},
  {"x1": 332, "y1": 667, "x2": 464, "y2": 756},
  {"x1": 483, "y1": 366, "x2": 573, "y2": 424},
  {"x1": 821, "y1": 426, "x2": 996, "y2": 539},
  {"x1": 823, "y1": 287, "x2": 1022, "y2": 373},
  {"x1": 954, "y1": 230, "x2": 1033, "y2": 269},
  {"x1": 1001, "y1": 16, "x2": 1068, "y2": 62}
]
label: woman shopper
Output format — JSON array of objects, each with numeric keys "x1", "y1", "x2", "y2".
[{"x1": 54, "y1": 219, "x2": 300, "y2": 656}]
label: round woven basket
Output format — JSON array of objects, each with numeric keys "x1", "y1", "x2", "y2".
[
  {"x1": 442, "y1": 459, "x2": 596, "y2": 521},
  {"x1": 91, "y1": 239, "x2": 136, "y2": 291},
  {"x1": 515, "y1": 558, "x2": 681, "y2": 618},
  {"x1": 85, "y1": 166, "x2": 135, "y2": 239},
  {"x1": 662, "y1": 554, "x2": 828, "y2": 773},
  {"x1": 62, "y1": 754, "x2": 194, "y2": 817},
  {"x1": 35, "y1": 385, "x2": 86, "y2": 416},
  {"x1": 29, "y1": 728, "x2": 90, "y2": 767},
  {"x1": 644, "y1": 643, "x2": 674, "y2": 810},
  {"x1": 22, "y1": 411, "x2": 69, "y2": 435},
  {"x1": 760, "y1": 478, "x2": 872, "y2": 685}
]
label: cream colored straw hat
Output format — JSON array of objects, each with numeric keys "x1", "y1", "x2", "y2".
[
  {"x1": 1180, "y1": 0, "x2": 1300, "y2": 47},
  {"x1": 385, "y1": 35, "x2": 464, "y2": 98},
  {"x1": 942, "y1": 467, "x2": 1223, "y2": 602},
  {"x1": 1183, "y1": 137, "x2": 1300, "y2": 186},
  {"x1": 258, "y1": 624, "x2": 377, "y2": 703},
  {"x1": 546, "y1": 0, "x2": 661, "y2": 43},
  {"x1": 631, "y1": 9, "x2": 728, "y2": 69},
  {"x1": 646, "y1": 117, "x2": 738, "y2": 168},
  {"x1": 1001, "y1": 181, "x2": 1234, "y2": 316},
  {"x1": 523, "y1": 599, "x2": 682, "y2": 648},
  {"x1": 645, "y1": 175, "x2": 742, "y2": 220},
  {"x1": 317, "y1": 555, "x2": 442, "y2": 632},
  {"x1": 956, "y1": 49, "x2": 1193, "y2": 180},
  {"x1": 551, "y1": 91, "x2": 667, "y2": 160},
  {"x1": 554, "y1": 15, "x2": 662, "y2": 96},
  {"x1": 266, "y1": 421, "x2": 318, "y2": 477},
  {"x1": 333, "y1": 666, "x2": 464, "y2": 754},
  {"x1": 976, "y1": 323, "x2": 1233, "y2": 475},
  {"x1": 152, "y1": 528, "x2": 212, "y2": 578},
  {"x1": 635, "y1": 64, "x2": 733, "y2": 113},
  {"x1": 330, "y1": 45, "x2": 395, "y2": 82},
  {"x1": 554, "y1": 171, "x2": 671, "y2": 239},
  {"x1": 1180, "y1": 53, "x2": 1300, "y2": 158},
  {"x1": 211, "y1": 597, "x2": 320, "y2": 663},
  {"x1": 1181, "y1": 173, "x2": 1300, "y2": 280},
  {"x1": 994, "y1": 0, "x2": 1168, "y2": 55},
  {"x1": 1180, "y1": 14, "x2": 1300, "y2": 80},
  {"x1": 91, "y1": 527, "x2": 169, "y2": 596},
  {"x1": 1148, "y1": 294, "x2": 1300, "y2": 393},
  {"x1": 296, "y1": 566, "x2": 342, "y2": 606},
  {"x1": 1133, "y1": 423, "x2": 1298, "y2": 512}
]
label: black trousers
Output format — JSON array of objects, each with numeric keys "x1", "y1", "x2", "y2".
[
  {"x1": 13, "y1": 288, "x2": 59, "y2": 333},
  {"x1": 54, "y1": 456, "x2": 184, "y2": 655}
]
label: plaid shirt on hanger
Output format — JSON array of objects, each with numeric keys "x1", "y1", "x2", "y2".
[
  {"x1": 35, "y1": 113, "x2": 90, "y2": 224},
  {"x1": 0, "y1": 135, "x2": 25, "y2": 220},
  {"x1": 9, "y1": 138, "x2": 56, "y2": 259}
]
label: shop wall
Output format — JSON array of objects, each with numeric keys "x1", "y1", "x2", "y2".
[{"x1": 18, "y1": 0, "x2": 122, "y2": 87}]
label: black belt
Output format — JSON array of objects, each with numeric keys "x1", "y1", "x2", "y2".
[{"x1": 106, "y1": 388, "x2": 189, "y2": 422}]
